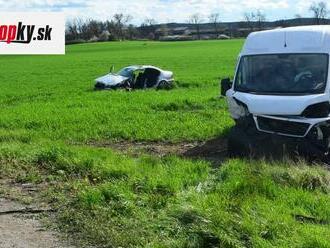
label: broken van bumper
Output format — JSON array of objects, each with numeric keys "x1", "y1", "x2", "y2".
[
  {"x1": 230, "y1": 115, "x2": 330, "y2": 159},
  {"x1": 253, "y1": 115, "x2": 330, "y2": 138}
]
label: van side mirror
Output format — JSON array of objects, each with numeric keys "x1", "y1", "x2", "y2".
[{"x1": 221, "y1": 78, "x2": 232, "y2": 96}]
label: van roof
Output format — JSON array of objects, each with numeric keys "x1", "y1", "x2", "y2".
[{"x1": 241, "y1": 25, "x2": 330, "y2": 55}]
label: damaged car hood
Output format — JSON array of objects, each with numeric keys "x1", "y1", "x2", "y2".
[
  {"x1": 95, "y1": 74, "x2": 128, "y2": 86},
  {"x1": 230, "y1": 90, "x2": 330, "y2": 115}
]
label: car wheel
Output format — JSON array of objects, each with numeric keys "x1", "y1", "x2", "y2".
[{"x1": 157, "y1": 80, "x2": 172, "y2": 90}]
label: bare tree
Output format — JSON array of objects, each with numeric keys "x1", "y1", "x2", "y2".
[
  {"x1": 105, "y1": 20, "x2": 116, "y2": 40},
  {"x1": 243, "y1": 10, "x2": 266, "y2": 32},
  {"x1": 88, "y1": 20, "x2": 104, "y2": 38},
  {"x1": 140, "y1": 18, "x2": 157, "y2": 40},
  {"x1": 243, "y1": 12, "x2": 256, "y2": 32},
  {"x1": 78, "y1": 18, "x2": 102, "y2": 40},
  {"x1": 255, "y1": 10, "x2": 266, "y2": 30},
  {"x1": 113, "y1": 13, "x2": 133, "y2": 40},
  {"x1": 66, "y1": 18, "x2": 87, "y2": 41},
  {"x1": 65, "y1": 16, "x2": 140, "y2": 43},
  {"x1": 189, "y1": 13, "x2": 203, "y2": 40},
  {"x1": 209, "y1": 13, "x2": 220, "y2": 36},
  {"x1": 144, "y1": 18, "x2": 157, "y2": 26},
  {"x1": 309, "y1": 1, "x2": 328, "y2": 24},
  {"x1": 66, "y1": 20, "x2": 79, "y2": 41}
]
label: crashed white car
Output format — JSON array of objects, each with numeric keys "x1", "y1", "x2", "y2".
[
  {"x1": 221, "y1": 25, "x2": 330, "y2": 159},
  {"x1": 95, "y1": 65, "x2": 174, "y2": 90}
]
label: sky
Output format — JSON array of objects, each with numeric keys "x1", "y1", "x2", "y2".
[{"x1": 0, "y1": 0, "x2": 319, "y2": 24}]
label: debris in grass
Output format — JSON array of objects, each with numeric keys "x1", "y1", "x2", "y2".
[
  {"x1": 0, "y1": 207, "x2": 54, "y2": 216},
  {"x1": 293, "y1": 214, "x2": 329, "y2": 225}
]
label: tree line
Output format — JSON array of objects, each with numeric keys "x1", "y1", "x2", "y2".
[
  {"x1": 65, "y1": 14, "x2": 159, "y2": 43},
  {"x1": 66, "y1": 1, "x2": 329, "y2": 43}
]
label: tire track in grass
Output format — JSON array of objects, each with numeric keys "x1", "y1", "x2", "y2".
[{"x1": 80, "y1": 136, "x2": 228, "y2": 166}]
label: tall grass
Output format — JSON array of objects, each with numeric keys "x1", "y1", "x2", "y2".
[{"x1": 1, "y1": 142, "x2": 330, "y2": 247}]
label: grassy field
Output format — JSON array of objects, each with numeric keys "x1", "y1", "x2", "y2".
[
  {"x1": 0, "y1": 40, "x2": 237, "y2": 143},
  {"x1": 1, "y1": 40, "x2": 330, "y2": 248}
]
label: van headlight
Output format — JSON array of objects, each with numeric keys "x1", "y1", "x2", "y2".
[
  {"x1": 227, "y1": 97, "x2": 249, "y2": 119},
  {"x1": 301, "y1": 102, "x2": 330, "y2": 118}
]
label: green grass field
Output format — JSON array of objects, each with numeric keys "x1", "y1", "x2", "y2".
[
  {"x1": 0, "y1": 40, "x2": 238, "y2": 143},
  {"x1": 1, "y1": 40, "x2": 330, "y2": 248}
]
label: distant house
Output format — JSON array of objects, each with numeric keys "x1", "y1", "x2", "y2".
[
  {"x1": 155, "y1": 26, "x2": 191, "y2": 35},
  {"x1": 159, "y1": 35, "x2": 193, "y2": 41},
  {"x1": 156, "y1": 26, "x2": 193, "y2": 40},
  {"x1": 171, "y1": 27, "x2": 191, "y2": 35},
  {"x1": 218, "y1": 34, "x2": 230, "y2": 40}
]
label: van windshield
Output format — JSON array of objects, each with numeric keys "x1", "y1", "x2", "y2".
[{"x1": 235, "y1": 54, "x2": 329, "y2": 94}]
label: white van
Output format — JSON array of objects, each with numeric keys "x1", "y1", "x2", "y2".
[{"x1": 221, "y1": 25, "x2": 330, "y2": 158}]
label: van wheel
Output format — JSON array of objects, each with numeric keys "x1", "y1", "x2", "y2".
[{"x1": 227, "y1": 126, "x2": 253, "y2": 157}]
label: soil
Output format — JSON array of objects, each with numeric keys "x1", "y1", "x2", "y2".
[
  {"x1": 0, "y1": 181, "x2": 74, "y2": 248},
  {"x1": 85, "y1": 136, "x2": 229, "y2": 166}
]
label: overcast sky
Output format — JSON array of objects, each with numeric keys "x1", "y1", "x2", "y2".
[{"x1": 0, "y1": 0, "x2": 318, "y2": 24}]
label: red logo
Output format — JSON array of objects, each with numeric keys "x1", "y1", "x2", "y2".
[{"x1": 0, "y1": 22, "x2": 52, "y2": 44}]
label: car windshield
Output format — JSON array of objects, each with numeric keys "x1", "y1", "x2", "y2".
[
  {"x1": 117, "y1": 67, "x2": 135, "y2": 77},
  {"x1": 235, "y1": 54, "x2": 329, "y2": 94}
]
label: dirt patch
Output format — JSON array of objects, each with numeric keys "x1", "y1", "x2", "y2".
[
  {"x1": 0, "y1": 180, "x2": 75, "y2": 248},
  {"x1": 85, "y1": 136, "x2": 228, "y2": 166},
  {"x1": 86, "y1": 140, "x2": 201, "y2": 156},
  {"x1": 183, "y1": 137, "x2": 228, "y2": 165},
  {"x1": 0, "y1": 198, "x2": 73, "y2": 248}
]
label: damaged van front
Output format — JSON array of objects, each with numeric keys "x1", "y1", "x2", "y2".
[{"x1": 222, "y1": 26, "x2": 330, "y2": 159}]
